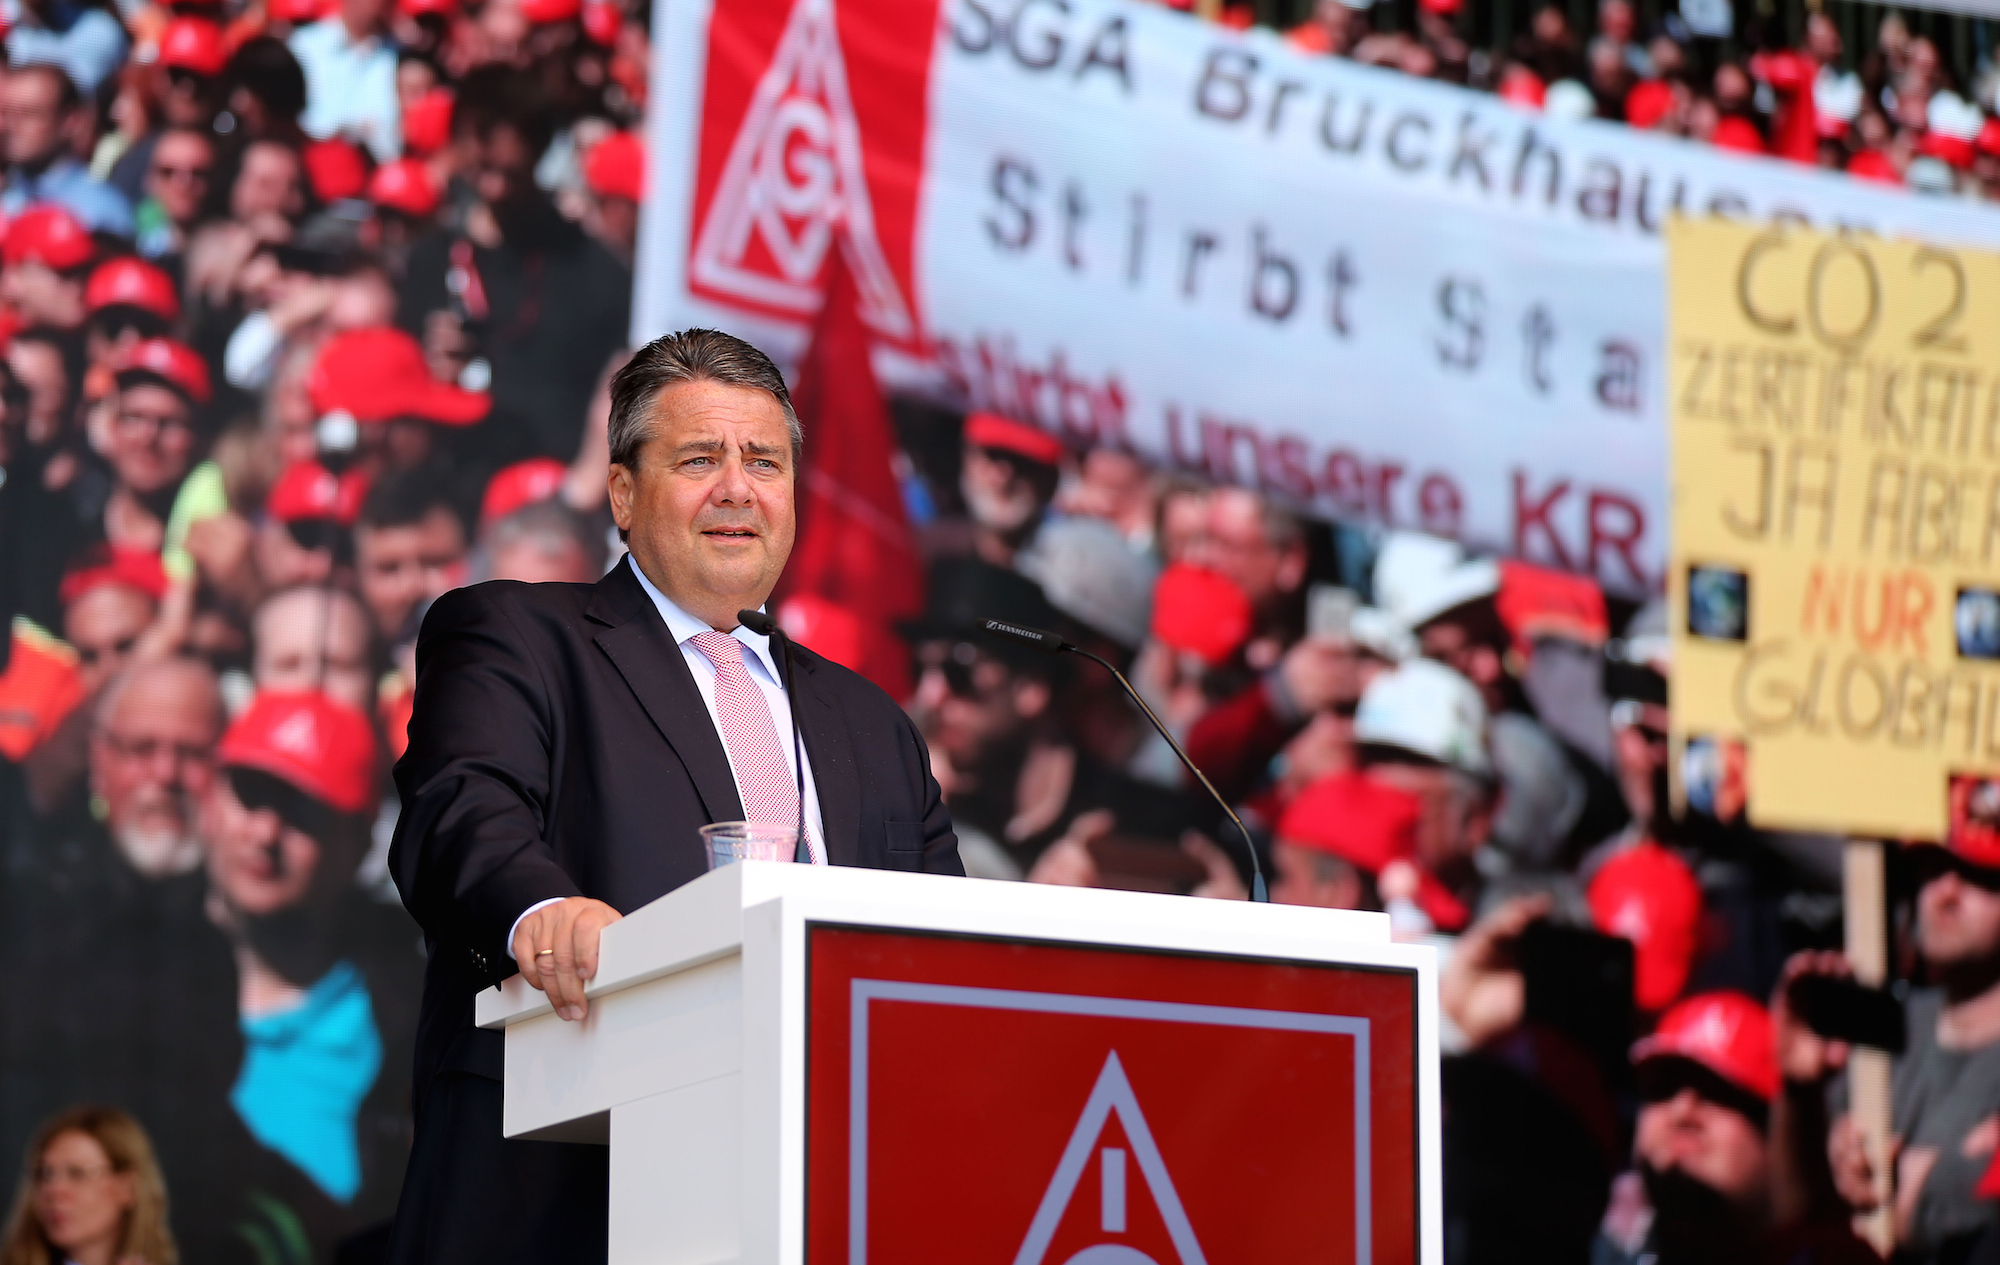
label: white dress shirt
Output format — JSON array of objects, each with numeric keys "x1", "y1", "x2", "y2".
[
  {"x1": 288, "y1": 18, "x2": 401, "y2": 162},
  {"x1": 505, "y1": 566, "x2": 825, "y2": 957}
]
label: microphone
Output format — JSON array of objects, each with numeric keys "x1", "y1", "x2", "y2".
[
  {"x1": 739, "y1": 608, "x2": 810, "y2": 865},
  {"x1": 981, "y1": 618, "x2": 1270, "y2": 903}
]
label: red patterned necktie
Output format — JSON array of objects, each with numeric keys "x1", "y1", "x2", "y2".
[{"x1": 689, "y1": 631, "x2": 820, "y2": 864}]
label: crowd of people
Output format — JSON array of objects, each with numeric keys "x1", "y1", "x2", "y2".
[
  {"x1": 0, "y1": 0, "x2": 1992, "y2": 1261},
  {"x1": 1244, "y1": 0, "x2": 2000, "y2": 197}
]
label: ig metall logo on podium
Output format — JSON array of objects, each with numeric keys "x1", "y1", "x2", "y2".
[{"x1": 806, "y1": 926, "x2": 1420, "y2": 1263}]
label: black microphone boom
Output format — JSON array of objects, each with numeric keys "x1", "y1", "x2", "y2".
[
  {"x1": 739, "y1": 608, "x2": 810, "y2": 864},
  {"x1": 981, "y1": 617, "x2": 1270, "y2": 903}
]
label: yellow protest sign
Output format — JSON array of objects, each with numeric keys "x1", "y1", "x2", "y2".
[{"x1": 1667, "y1": 217, "x2": 2000, "y2": 842}]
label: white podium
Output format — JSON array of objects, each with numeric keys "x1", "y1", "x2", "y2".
[{"x1": 477, "y1": 863, "x2": 1441, "y2": 1265}]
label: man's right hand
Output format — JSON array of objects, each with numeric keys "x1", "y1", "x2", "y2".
[{"x1": 511, "y1": 897, "x2": 624, "y2": 1022}]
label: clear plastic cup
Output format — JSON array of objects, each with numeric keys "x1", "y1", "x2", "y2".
[{"x1": 701, "y1": 821, "x2": 800, "y2": 868}]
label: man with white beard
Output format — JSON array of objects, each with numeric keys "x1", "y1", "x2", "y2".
[{"x1": 85, "y1": 657, "x2": 222, "y2": 877}]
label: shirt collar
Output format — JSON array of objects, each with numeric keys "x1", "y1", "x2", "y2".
[{"x1": 626, "y1": 557, "x2": 784, "y2": 687}]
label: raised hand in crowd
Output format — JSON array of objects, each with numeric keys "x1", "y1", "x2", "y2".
[{"x1": 1440, "y1": 894, "x2": 1551, "y2": 1049}]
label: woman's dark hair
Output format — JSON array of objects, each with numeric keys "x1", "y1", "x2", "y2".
[{"x1": 227, "y1": 36, "x2": 308, "y2": 126}]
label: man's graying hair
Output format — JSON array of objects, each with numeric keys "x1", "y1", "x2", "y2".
[{"x1": 607, "y1": 328, "x2": 802, "y2": 470}]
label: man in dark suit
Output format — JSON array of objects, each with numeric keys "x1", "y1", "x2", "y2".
[{"x1": 384, "y1": 328, "x2": 962, "y2": 1263}]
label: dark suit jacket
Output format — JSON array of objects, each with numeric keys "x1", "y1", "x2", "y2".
[{"x1": 388, "y1": 557, "x2": 962, "y2": 1098}]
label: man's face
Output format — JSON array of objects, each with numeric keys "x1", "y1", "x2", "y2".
[
  {"x1": 1612, "y1": 701, "x2": 1671, "y2": 827},
  {"x1": 490, "y1": 535, "x2": 594, "y2": 584},
  {"x1": 341, "y1": 0, "x2": 389, "y2": 34},
  {"x1": 1273, "y1": 844, "x2": 1364, "y2": 909},
  {"x1": 1190, "y1": 489, "x2": 1300, "y2": 610},
  {"x1": 64, "y1": 584, "x2": 156, "y2": 695},
  {"x1": 252, "y1": 589, "x2": 374, "y2": 713},
  {"x1": 1, "y1": 261, "x2": 85, "y2": 330},
  {"x1": 1363, "y1": 761, "x2": 1487, "y2": 871},
  {"x1": 1633, "y1": 1087, "x2": 1770, "y2": 1207},
  {"x1": 1918, "y1": 869, "x2": 2000, "y2": 971},
  {"x1": 201, "y1": 774, "x2": 326, "y2": 918},
  {"x1": 108, "y1": 383, "x2": 196, "y2": 496},
  {"x1": 472, "y1": 122, "x2": 538, "y2": 206},
  {"x1": 960, "y1": 446, "x2": 1046, "y2": 534},
  {"x1": 90, "y1": 665, "x2": 221, "y2": 877},
  {"x1": 355, "y1": 507, "x2": 466, "y2": 640},
  {"x1": 148, "y1": 132, "x2": 214, "y2": 227},
  {"x1": 608, "y1": 380, "x2": 797, "y2": 628},
  {"x1": 231, "y1": 143, "x2": 302, "y2": 223},
  {"x1": 3, "y1": 69, "x2": 67, "y2": 170},
  {"x1": 911, "y1": 642, "x2": 1044, "y2": 774}
]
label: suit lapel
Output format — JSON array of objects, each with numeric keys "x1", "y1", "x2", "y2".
[
  {"x1": 792, "y1": 652, "x2": 862, "y2": 867},
  {"x1": 587, "y1": 560, "x2": 745, "y2": 825}
]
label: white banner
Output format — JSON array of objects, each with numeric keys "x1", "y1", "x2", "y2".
[{"x1": 638, "y1": 0, "x2": 2000, "y2": 594}]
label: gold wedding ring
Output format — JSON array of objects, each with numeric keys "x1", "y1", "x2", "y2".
[{"x1": 536, "y1": 949, "x2": 556, "y2": 957}]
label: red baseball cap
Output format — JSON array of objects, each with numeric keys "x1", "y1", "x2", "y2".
[
  {"x1": 303, "y1": 138, "x2": 370, "y2": 203},
  {"x1": 58, "y1": 545, "x2": 170, "y2": 607},
  {"x1": 1979, "y1": 119, "x2": 2000, "y2": 160},
  {"x1": 1921, "y1": 130, "x2": 1977, "y2": 171},
  {"x1": 367, "y1": 157, "x2": 440, "y2": 219},
  {"x1": 1846, "y1": 149, "x2": 1902, "y2": 184},
  {"x1": 1589, "y1": 841, "x2": 1703, "y2": 1013},
  {"x1": 159, "y1": 17, "x2": 228, "y2": 77},
  {"x1": 85, "y1": 257, "x2": 181, "y2": 323},
  {"x1": 479, "y1": 457, "x2": 567, "y2": 525},
  {"x1": 307, "y1": 326, "x2": 489, "y2": 425},
  {"x1": 1278, "y1": 771, "x2": 1422, "y2": 875},
  {"x1": 402, "y1": 89, "x2": 453, "y2": 156},
  {"x1": 268, "y1": 460, "x2": 368, "y2": 525},
  {"x1": 1625, "y1": 79, "x2": 1675, "y2": 130},
  {"x1": 519, "y1": 0, "x2": 579, "y2": 23},
  {"x1": 1710, "y1": 115, "x2": 1766, "y2": 155},
  {"x1": 218, "y1": 690, "x2": 379, "y2": 815},
  {"x1": 4, "y1": 205, "x2": 95, "y2": 271},
  {"x1": 1497, "y1": 65, "x2": 1545, "y2": 111},
  {"x1": 270, "y1": 0, "x2": 330, "y2": 22},
  {"x1": 580, "y1": 0, "x2": 620, "y2": 44},
  {"x1": 583, "y1": 131, "x2": 643, "y2": 203},
  {"x1": 963, "y1": 412, "x2": 1066, "y2": 467},
  {"x1": 1749, "y1": 49, "x2": 1813, "y2": 93},
  {"x1": 1150, "y1": 564, "x2": 1252, "y2": 668},
  {"x1": 116, "y1": 338, "x2": 212, "y2": 405},
  {"x1": 1632, "y1": 992, "x2": 1780, "y2": 1103},
  {"x1": 398, "y1": 0, "x2": 455, "y2": 18},
  {"x1": 1496, "y1": 559, "x2": 1608, "y2": 656}
]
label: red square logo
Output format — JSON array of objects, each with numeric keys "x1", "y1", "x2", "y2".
[{"x1": 807, "y1": 926, "x2": 1419, "y2": 1264}]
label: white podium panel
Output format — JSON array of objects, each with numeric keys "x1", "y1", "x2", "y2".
[{"x1": 477, "y1": 863, "x2": 1441, "y2": 1265}]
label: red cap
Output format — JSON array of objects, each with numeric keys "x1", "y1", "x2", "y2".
[
  {"x1": 267, "y1": 460, "x2": 368, "y2": 525},
  {"x1": 583, "y1": 131, "x2": 643, "y2": 203},
  {"x1": 1279, "y1": 771, "x2": 1421, "y2": 874},
  {"x1": 1498, "y1": 65, "x2": 1545, "y2": 110},
  {"x1": 4, "y1": 205, "x2": 95, "y2": 271},
  {"x1": 402, "y1": 89, "x2": 453, "y2": 156},
  {"x1": 1625, "y1": 79, "x2": 1675, "y2": 130},
  {"x1": 1416, "y1": 0, "x2": 1460, "y2": 13},
  {"x1": 116, "y1": 338, "x2": 212, "y2": 405},
  {"x1": 580, "y1": 0, "x2": 620, "y2": 44},
  {"x1": 85, "y1": 257, "x2": 181, "y2": 323},
  {"x1": 307, "y1": 326, "x2": 489, "y2": 424},
  {"x1": 303, "y1": 138, "x2": 369, "y2": 203},
  {"x1": 218, "y1": 691, "x2": 379, "y2": 815},
  {"x1": 1710, "y1": 115, "x2": 1766, "y2": 155},
  {"x1": 1632, "y1": 992, "x2": 1780, "y2": 1102},
  {"x1": 1921, "y1": 130, "x2": 1977, "y2": 171},
  {"x1": 1149, "y1": 564, "x2": 1252, "y2": 668},
  {"x1": 1589, "y1": 841, "x2": 1703, "y2": 1013},
  {"x1": 398, "y1": 0, "x2": 455, "y2": 18},
  {"x1": 1496, "y1": 559, "x2": 1608, "y2": 656},
  {"x1": 1846, "y1": 149, "x2": 1902, "y2": 184},
  {"x1": 270, "y1": 0, "x2": 329, "y2": 22},
  {"x1": 519, "y1": 0, "x2": 579, "y2": 23},
  {"x1": 1749, "y1": 49, "x2": 1813, "y2": 93},
  {"x1": 367, "y1": 157, "x2": 440, "y2": 218},
  {"x1": 1978, "y1": 119, "x2": 2000, "y2": 160},
  {"x1": 479, "y1": 457, "x2": 567, "y2": 525},
  {"x1": 58, "y1": 546, "x2": 169, "y2": 607},
  {"x1": 159, "y1": 17, "x2": 228, "y2": 77},
  {"x1": 963, "y1": 412, "x2": 1066, "y2": 467}
]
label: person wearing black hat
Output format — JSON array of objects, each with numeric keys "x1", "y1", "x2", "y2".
[{"x1": 904, "y1": 557, "x2": 1208, "y2": 883}]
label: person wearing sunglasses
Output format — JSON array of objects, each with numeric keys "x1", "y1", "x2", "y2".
[{"x1": 200, "y1": 689, "x2": 419, "y2": 1229}]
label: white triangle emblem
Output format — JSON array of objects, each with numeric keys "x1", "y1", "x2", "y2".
[
  {"x1": 1012, "y1": 1051, "x2": 1208, "y2": 1265},
  {"x1": 689, "y1": 0, "x2": 914, "y2": 338}
]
